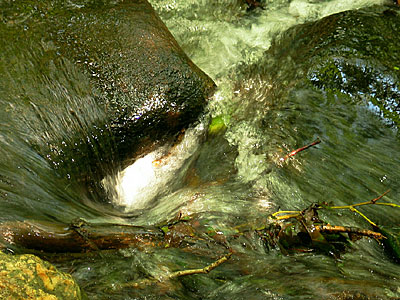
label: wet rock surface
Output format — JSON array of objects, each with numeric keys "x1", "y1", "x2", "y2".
[
  {"x1": 0, "y1": 251, "x2": 82, "y2": 300},
  {"x1": 239, "y1": 5, "x2": 400, "y2": 127},
  {"x1": 0, "y1": 0, "x2": 215, "y2": 203}
]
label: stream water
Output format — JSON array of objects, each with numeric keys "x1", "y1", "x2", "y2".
[{"x1": 2, "y1": 0, "x2": 400, "y2": 299}]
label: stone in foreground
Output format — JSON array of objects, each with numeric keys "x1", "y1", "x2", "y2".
[{"x1": 0, "y1": 251, "x2": 82, "y2": 300}]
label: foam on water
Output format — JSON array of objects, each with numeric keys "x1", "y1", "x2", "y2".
[
  {"x1": 151, "y1": 0, "x2": 387, "y2": 80},
  {"x1": 106, "y1": 0, "x2": 389, "y2": 212},
  {"x1": 102, "y1": 120, "x2": 207, "y2": 211},
  {"x1": 49, "y1": 0, "x2": 400, "y2": 298}
]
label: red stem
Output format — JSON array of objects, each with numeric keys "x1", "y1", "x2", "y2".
[{"x1": 283, "y1": 138, "x2": 321, "y2": 161}]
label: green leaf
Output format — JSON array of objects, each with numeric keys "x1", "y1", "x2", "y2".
[
  {"x1": 208, "y1": 116, "x2": 227, "y2": 134},
  {"x1": 161, "y1": 226, "x2": 169, "y2": 234}
]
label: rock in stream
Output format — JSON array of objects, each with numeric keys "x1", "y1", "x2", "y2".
[{"x1": 0, "y1": 0, "x2": 215, "y2": 210}]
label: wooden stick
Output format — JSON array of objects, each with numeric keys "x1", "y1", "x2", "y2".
[
  {"x1": 271, "y1": 211, "x2": 301, "y2": 221},
  {"x1": 169, "y1": 252, "x2": 232, "y2": 278},
  {"x1": 0, "y1": 220, "x2": 163, "y2": 253},
  {"x1": 271, "y1": 210, "x2": 300, "y2": 217},
  {"x1": 273, "y1": 213, "x2": 301, "y2": 221},
  {"x1": 122, "y1": 251, "x2": 233, "y2": 289},
  {"x1": 349, "y1": 207, "x2": 377, "y2": 227},
  {"x1": 281, "y1": 138, "x2": 321, "y2": 161},
  {"x1": 315, "y1": 225, "x2": 384, "y2": 240},
  {"x1": 329, "y1": 190, "x2": 391, "y2": 209}
]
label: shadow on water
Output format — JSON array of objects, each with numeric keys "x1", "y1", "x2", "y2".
[{"x1": 1, "y1": 0, "x2": 400, "y2": 299}]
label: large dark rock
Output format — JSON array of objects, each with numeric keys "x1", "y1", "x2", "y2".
[
  {"x1": 238, "y1": 5, "x2": 400, "y2": 126},
  {"x1": 0, "y1": 0, "x2": 215, "y2": 206},
  {"x1": 277, "y1": 5, "x2": 400, "y2": 125}
]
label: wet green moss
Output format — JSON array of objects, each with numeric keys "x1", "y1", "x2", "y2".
[
  {"x1": 0, "y1": 251, "x2": 83, "y2": 300},
  {"x1": 245, "y1": 5, "x2": 400, "y2": 127}
]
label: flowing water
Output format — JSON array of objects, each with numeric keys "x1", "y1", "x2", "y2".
[{"x1": 2, "y1": 0, "x2": 400, "y2": 299}]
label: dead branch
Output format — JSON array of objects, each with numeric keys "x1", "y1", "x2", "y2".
[
  {"x1": 327, "y1": 190, "x2": 398, "y2": 226},
  {"x1": 281, "y1": 138, "x2": 321, "y2": 161},
  {"x1": 315, "y1": 225, "x2": 384, "y2": 240},
  {"x1": 121, "y1": 251, "x2": 233, "y2": 289},
  {"x1": 329, "y1": 190, "x2": 392, "y2": 210},
  {"x1": 169, "y1": 251, "x2": 232, "y2": 278},
  {"x1": 0, "y1": 219, "x2": 163, "y2": 253}
]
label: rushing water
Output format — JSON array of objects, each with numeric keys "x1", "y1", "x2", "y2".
[{"x1": 2, "y1": 0, "x2": 400, "y2": 299}]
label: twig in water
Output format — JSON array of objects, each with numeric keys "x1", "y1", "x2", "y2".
[
  {"x1": 329, "y1": 190, "x2": 391, "y2": 210},
  {"x1": 315, "y1": 225, "x2": 385, "y2": 240},
  {"x1": 328, "y1": 190, "x2": 398, "y2": 226},
  {"x1": 281, "y1": 138, "x2": 321, "y2": 161},
  {"x1": 169, "y1": 251, "x2": 232, "y2": 278},
  {"x1": 122, "y1": 251, "x2": 233, "y2": 289},
  {"x1": 271, "y1": 211, "x2": 301, "y2": 221}
]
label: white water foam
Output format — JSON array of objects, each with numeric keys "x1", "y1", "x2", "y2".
[
  {"x1": 151, "y1": 0, "x2": 388, "y2": 80},
  {"x1": 104, "y1": 0, "x2": 389, "y2": 210},
  {"x1": 101, "y1": 121, "x2": 207, "y2": 212}
]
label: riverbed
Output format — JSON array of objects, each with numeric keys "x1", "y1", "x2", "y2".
[{"x1": 2, "y1": 0, "x2": 400, "y2": 299}]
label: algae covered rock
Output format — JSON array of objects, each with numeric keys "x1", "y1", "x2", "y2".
[
  {"x1": 0, "y1": 0, "x2": 215, "y2": 207},
  {"x1": 236, "y1": 5, "x2": 400, "y2": 127},
  {"x1": 0, "y1": 251, "x2": 82, "y2": 300},
  {"x1": 266, "y1": 5, "x2": 400, "y2": 126}
]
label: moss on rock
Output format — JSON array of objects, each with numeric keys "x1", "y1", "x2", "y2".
[
  {"x1": 276, "y1": 5, "x2": 400, "y2": 125},
  {"x1": 239, "y1": 5, "x2": 400, "y2": 127},
  {"x1": 0, "y1": 251, "x2": 83, "y2": 300}
]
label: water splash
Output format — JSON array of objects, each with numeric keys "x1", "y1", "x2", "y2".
[{"x1": 102, "y1": 119, "x2": 208, "y2": 212}]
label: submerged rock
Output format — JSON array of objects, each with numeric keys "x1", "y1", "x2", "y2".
[
  {"x1": 275, "y1": 5, "x2": 400, "y2": 126},
  {"x1": 0, "y1": 0, "x2": 215, "y2": 209},
  {"x1": 239, "y1": 4, "x2": 400, "y2": 127},
  {"x1": 0, "y1": 251, "x2": 82, "y2": 299}
]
